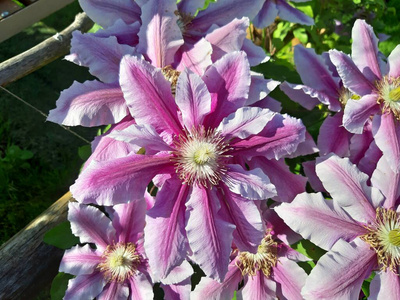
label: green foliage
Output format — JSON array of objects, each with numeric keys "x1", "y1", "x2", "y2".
[
  {"x1": 50, "y1": 272, "x2": 74, "y2": 300},
  {"x1": 43, "y1": 221, "x2": 79, "y2": 249}
]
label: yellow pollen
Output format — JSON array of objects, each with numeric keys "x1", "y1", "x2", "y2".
[
  {"x1": 351, "y1": 94, "x2": 361, "y2": 100},
  {"x1": 193, "y1": 144, "x2": 215, "y2": 165},
  {"x1": 389, "y1": 86, "x2": 400, "y2": 102},
  {"x1": 97, "y1": 242, "x2": 141, "y2": 282},
  {"x1": 388, "y1": 229, "x2": 400, "y2": 247},
  {"x1": 236, "y1": 233, "x2": 278, "y2": 278}
]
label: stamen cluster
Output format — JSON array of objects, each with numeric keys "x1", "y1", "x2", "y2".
[
  {"x1": 97, "y1": 242, "x2": 141, "y2": 282},
  {"x1": 236, "y1": 233, "x2": 278, "y2": 278},
  {"x1": 377, "y1": 76, "x2": 400, "y2": 120},
  {"x1": 360, "y1": 207, "x2": 400, "y2": 272},
  {"x1": 173, "y1": 127, "x2": 231, "y2": 187}
]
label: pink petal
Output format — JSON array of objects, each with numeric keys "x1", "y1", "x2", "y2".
[
  {"x1": 230, "y1": 113, "x2": 306, "y2": 160},
  {"x1": 185, "y1": 186, "x2": 235, "y2": 282},
  {"x1": 47, "y1": 80, "x2": 127, "y2": 127},
  {"x1": 241, "y1": 38, "x2": 269, "y2": 66},
  {"x1": 67, "y1": 32, "x2": 139, "y2": 83},
  {"x1": 343, "y1": 93, "x2": 380, "y2": 134},
  {"x1": 64, "y1": 272, "x2": 106, "y2": 300},
  {"x1": 175, "y1": 39, "x2": 213, "y2": 76},
  {"x1": 294, "y1": 45, "x2": 340, "y2": 98},
  {"x1": 128, "y1": 273, "x2": 154, "y2": 300},
  {"x1": 70, "y1": 153, "x2": 173, "y2": 206},
  {"x1": 316, "y1": 155, "x2": 382, "y2": 223},
  {"x1": 107, "y1": 124, "x2": 173, "y2": 154},
  {"x1": 119, "y1": 55, "x2": 182, "y2": 135},
  {"x1": 60, "y1": 244, "x2": 101, "y2": 276},
  {"x1": 144, "y1": 178, "x2": 189, "y2": 281},
  {"x1": 373, "y1": 113, "x2": 400, "y2": 173},
  {"x1": 247, "y1": 73, "x2": 280, "y2": 106},
  {"x1": 329, "y1": 49, "x2": 375, "y2": 96},
  {"x1": 191, "y1": 260, "x2": 242, "y2": 300},
  {"x1": 239, "y1": 271, "x2": 277, "y2": 299},
  {"x1": 273, "y1": 257, "x2": 307, "y2": 300},
  {"x1": 349, "y1": 120, "x2": 374, "y2": 165},
  {"x1": 302, "y1": 160, "x2": 326, "y2": 192},
  {"x1": 224, "y1": 164, "x2": 277, "y2": 200},
  {"x1": 371, "y1": 156, "x2": 400, "y2": 209},
  {"x1": 78, "y1": 0, "x2": 141, "y2": 28},
  {"x1": 112, "y1": 200, "x2": 146, "y2": 244},
  {"x1": 205, "y1": 18, "x2": 248, "y2": 62},
  {"x1": 93, "y1": 19, "x2": 140, "y2": 46},
  {"x1": 192, "y1": 0, "x2": 264, "y2": 32},
  {"x1": 357, "y1": 140, "x2": 382, "y2": 178},
  {"x1": 175, "y1": 68, "x2": 212, "y2": 130},
  {"x1": 388, "y1": 45, "x2": 400, "y2": 78},
  {"x1": 98, "y1": 281, "x2": 129, "y2": 300},
  {"x1": 162, "y1": 277, "x2": 191, "y2": 300},
  {"x1": 369, "y1": 269, "x2": 400, "y2": 300},
  {"x1": 160, "y1": 261, "x2": 193, "y2": 285},
  {"x1": 318, "y1": 112, "x2": 351, "y2": 156},
  {"x1": 217, "y1": 107, "x2": 275, "y2": 140},
  {"x1": 276, "y1": 0, "x2": 314, "y2": 25},
  {"x1": 351, "y1": 19, "x2": 382, "y2": 81},
  {"x1": 219, "y1": 185, "x2": 264, "y2": 252},
  {"x1": 249, "y1": 157, "x2": 307, "y2": 203},
  {"x1": 252, "y1": 96, "x2": 282, "y2": 112},
  {"x1": 202, "y1": 51, "x2": 251, "y2": 128},
  {"x1": 252, "y1": 0, "x2": 278, "y2": 28},
  {"x1": 280, "y1": 82, "x2": 334, "y2": 110},
  {"x1": 137, "y1": 0, "x2": 183, "y2": 68},
  {"x1": 68, "y1": 202, "x2": 115, "y2": 251},
  {"x1": 302, "y1": 239, "x2": 377, "y2": 300},
  {"x1": 275, "y1": 192, "x2": 366, "y2": 251},
  {"x1": 84, "y1": 117, "x2": 137, "y2": 169}
]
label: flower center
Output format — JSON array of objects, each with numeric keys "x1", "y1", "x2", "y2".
[
  {"x1": 236, "y1": 233, "x2": 278, "y2": 277},
  {"x1": 377, "y1": 76, "x2": 400, "y2": 120},
  {"x1": 173, "y1": 127, "x2": 230, "y2": 187},
  {"x1": 97, "y1": 242, "x2": 141, "y2": 282},
  {"x1": 360, "y1": 207, "x2": 400, "y2": 273}
]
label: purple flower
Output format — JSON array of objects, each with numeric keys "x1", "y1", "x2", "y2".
[
  {"x1": 275, "y1": 154, "x2": 400, "y2": 299},
  {"x1": 69, "y1": 52, "x2": 307, "y2": 282},
  {"x1": 252, "y1": 0, "x2": 314, "y2": 28},
  {"x1": 329, "y1": 19, "x2": 400, "y2": 173},
  {"x1": 61, "y1": 201, "x2": 151, "y2": 299},
  {"x1": 191, "y1": 210, "x2": 308, "y2": 300}
]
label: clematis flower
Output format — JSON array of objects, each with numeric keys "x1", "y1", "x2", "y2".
[
  {"x1": 275, "y1": 154, "x2": 400, "y2": 299},
  {"x1": 280, "y1": 44, "x2": 382, "y2": 190},
  {"x1": 191, "y1": 209, "x2": 308, "y2": 300},
  {"x1": 70, "y1": 51, "x2": 307, "y2": 282},
  {"x1": 252, "y1": 0, "x2": 314, "y2": 28},
  {"x1": 329, "y1": 19, "x2": 400, "y2": 173},
  {"x1": 60, "y1": 200, "x2": 192, "y2": 300}
]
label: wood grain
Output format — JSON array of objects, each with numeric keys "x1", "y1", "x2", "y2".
[
  {"x1": 0, "y1": 191, "x2": 73, "y2": 300},
  {"x1": 0, "y1": 12, "x2": 93, "y2": 86}
]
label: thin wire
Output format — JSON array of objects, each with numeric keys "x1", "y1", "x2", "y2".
[{"x1": 0, "y1": 85, "x2": 91, "y2": 144}]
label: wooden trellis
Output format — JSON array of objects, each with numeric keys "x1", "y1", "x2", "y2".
[{"x1": 0, "y1": 13, "x2": 93, "y2": 300}]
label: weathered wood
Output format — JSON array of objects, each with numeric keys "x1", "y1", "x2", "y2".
[
  {"x1": 0, "y1": 191, "x2": 73, "y2": 300},
  {"x1": 0, "y1": 12, "x2": 93, "y2": 86}
]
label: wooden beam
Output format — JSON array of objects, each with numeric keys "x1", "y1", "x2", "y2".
[
  {"x1": 0, "y1": 12, "x2": 93, "y2": 87},
  {"x1": 0, "y1": 191, "x2": 73, "y2": 300},
  {"x1": 0, "y1": 0, "x2": 75, "y2": 43}
]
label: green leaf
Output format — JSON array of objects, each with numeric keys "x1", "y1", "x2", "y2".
[
  {"x1": 292, "y1": 239, "x2": 326, "y2": 261},
  {"x1": 293, "y1": 28, "x2": 308, "y2": 44},
  {"x1": 43, "y1": 221, "x2": 79, "y2": 249},
  {"x1": 50, "y1": 272, "x2": 74, "y2": 300},
  {"x1": 361, "y1": 272, "x2": 376, "y2": 298},
  {"x1": 231, "y1": 290, "x2": 237, "y2": 300},
  {"x1": 78, "y1": 145, "x2": 92, "y2": 161},
  {"x1": 20, "y1": 150, "x2": 34, "y2": 160}
]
